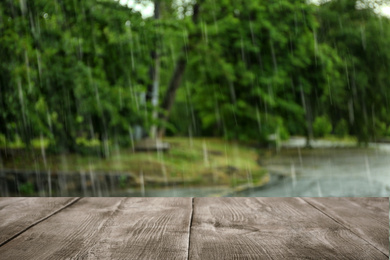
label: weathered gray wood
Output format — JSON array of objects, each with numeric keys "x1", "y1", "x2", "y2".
[
  {"x1": 0, "y1": 197, "x2": 192, "y2": 260},
  {"x1": 0, "y1": 197, "x2": 25, "y2": 210},
  {"x1": 189, "y1": 197, "x2": 388, "y2": 259},
  {"x1": 303, "y1": 197, "x2": 389, "y2": 256},
  {"x1": 0, "y1": 197, "x2": 78, "y2": 246},
  {"x1": 0, "y1": 197, "x2": 387, "y2": 259}
]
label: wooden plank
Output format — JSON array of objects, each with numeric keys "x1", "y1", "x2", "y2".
[
  {"x1": 303, "y1": 197, "x2": 389, "y2": 256},
  {"x1": 0, "y1": 198, "x2": 192, "y2": 260},
  {"x1": 189, "y1": 197, "x2": 388, "y2": 259},
  {"x1": 0, "y1": 197, "x2": 25, "y2": 210},
  {"x1": 0, "y1": 197, "x2": 79, "y2": 246}
]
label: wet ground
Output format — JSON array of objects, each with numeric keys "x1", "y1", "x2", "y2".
[
  {"x1": 238, "y1": 138, "x2": 390, "y2": 197},
  {"x1": 126, "y1": 137, "x2": 390, "y2": 197},
  {"x1": 4, "y1": 137, "x2": 389, "y2": 197}
]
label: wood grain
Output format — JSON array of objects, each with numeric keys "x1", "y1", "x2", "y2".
[
  {"x1": 189, "y1": 197, "x2": 388, "y2": 259},
  {"x1": 303, "y1": 197, "x2": 389, "y2": 256},
  {"x1": 0, "y1": 197, "x2": 78, "y2": 246},
  {"x1": 0, "y1": 197, "x2": 192, "y2": 260},
  {"x1": 0, "y1": 197, "x2": 387, "y2": 259}
]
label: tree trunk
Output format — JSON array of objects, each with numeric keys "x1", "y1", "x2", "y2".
[
  {"x1": 157, "y1": 56, "x2": 187, "y2": 137},
  {"x1": 147, "y1": 0, "x2": 161, "y2": 139},
  {"x1": 157, "y1": 2, "x2": 201, "y2": 137}
]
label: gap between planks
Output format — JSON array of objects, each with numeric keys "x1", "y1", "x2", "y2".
[
  {"x1": 187, "y1": 197, "x2": 194, "y2": 260},
  {"x1": 0, "y1": 197, "x2": 81, "y2": 248},
  {"x1": 301, "y1": 198, "x2": 389, "y2": 258}
]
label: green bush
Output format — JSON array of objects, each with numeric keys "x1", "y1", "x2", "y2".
[
  {"x1": 0, "y1": 134, "x2": 6, "y2": 147},
  {"x1": 386, "y1": 126, "x2": 390, "y2": 137},
  {"x1": 76, "y1": 137, "x2": 101, "y2": 147},
  {"x1": 279, "y1": 125, "x2": 290, "y2": 141},
  {"x1": 313, "y1": 116, "x2": 332, "y2": 138},
  {"x1": 31, "y1": 137, "x2": 51, "y2": 149},
  {"x1": 0, "y1": 135, "x2": 25, "y2": 148},
  {"x1": 119, "y1": 175, "x2": 127, "y2": 189},
  {"x1": 334, "y1": 119, "x2": 349, "y2": 137},
  {"x1": 166, "y1": 101, "x2": 194, "y2": 136},
  {"x1": 374, "y1": 119, "x2": 387, "y2": 137},
  {"x1": 19, "y1": 182, "x2": 34, "y2": 195}
]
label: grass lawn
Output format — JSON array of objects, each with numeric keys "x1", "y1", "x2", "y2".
[{"x1": 1, "y1": 137, "x2": 269, "y2": 188}]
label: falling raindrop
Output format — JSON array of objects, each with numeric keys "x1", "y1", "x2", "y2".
[
  {"x1": 47, "y1": 169, "x2": 52, "y2": 197},
  {"x1": 161, "y1": 165, "x2": 168, "y2": 186},
  {"x1": 256, "y1": 107, "x2": 262, "y2": 134},
  {"x1": 269, "y1": 40, "x2": 278, "y2": 73},
  {"x1": 297, "y1": 147, "x2": 303, "y2": 167},
  {"x1": 291, "y1": 163, "x2": 296, "y2": 188},
  {"x1": 316, "y1": 180, "x2": 323, "y2": 197},
  {"x1": 360, "y1": 25, "x2": 366, "y2": 50},
  {"x1": 140, "y1": 171, "x2": 145, "y2": 196},
  {"x1": 24, "y1": 50, "x2": 32, "y2": 92},
  {"x1": 188, "y1": 126, "x2": 193, "y2": 148},
  {"x1": 128, "y1": 126, "x2": 135, "y2": 152},
  {"x1": 80, "y1": 171, "x2": 87, "y2": 196},
  {"x1": 327, "y1": 74, "x2": 332, "y2": 105},
  {"x1": 40, "y1": 133, "x2": 47, "y2": 169},
  {"x1": 240, "y1": 37, "x2": 246, "y2": 63},
  {"x1": 17, "y1": 78, "x2": 27, "y2": 129},
  {"x1": 365, "y1": 156, "x2": 372, "y2": 188},
  {"x1": 203, "y1": 140, "x2": 209, "y2": 167},
  {"x1": 19, "y1": 0, "x2": 27, "y2": 15},
  {"x1": 348, "y1": 99, "x2": 354, "y2": 124},
  {"x1": 313, "y1": 31, "x2": 318, "y2": 65}
]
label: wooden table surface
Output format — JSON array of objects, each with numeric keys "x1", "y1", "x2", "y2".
[{"x1": 0, "y1": 197, "x2": 388, "y2": 259}]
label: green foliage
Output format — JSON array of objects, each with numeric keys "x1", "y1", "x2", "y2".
[
  {"x1": 31, "y1": 137, "x2": 51, "y2": 149},
  {"x1": 180, "y1": 0, "x2": 345, "y2": 144},
  {"x1": 8, "y1": 135, "x2": 25, "y2": 149},
  {"x1": 0, "y1": 135, "x2": 26, "y2": 148},
  {"x1": 119, "y1": 175, "x2": 128, "y2": 189},
  {"x1": 76, "y1": 137, "x2": 101, "y2": 147},
  {"x1": 1, "y1": 0, "x2": 390, "y2": 151},
  {"x1": 374, "y1": 119, "x2": 388, "y2": 137},
  {"x1": 279, "y1": 125, "x2": 290, "y2": 141},
  {"x1": 313, "y1": 116, "x2": 332, "y2": 138},
  {"x1": 316, "y1": 0, "x2": 390, "y2": 143},
  {"x1": 19, "y1": 182, "x2": 34, "y2": 195},
  {"x1": 0, "y1": 0, "x2": 151, "y2": 152},
  {"x1": 334, "y1": 119, "x2": 349, "y2": 138},
  {"x1": 0, "y1": 134, "x2": 6, "y2": 147}
]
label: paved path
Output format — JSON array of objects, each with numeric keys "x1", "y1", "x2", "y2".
[{"x1": 0, "y1": 197, "x2": 388, "y2": 259}]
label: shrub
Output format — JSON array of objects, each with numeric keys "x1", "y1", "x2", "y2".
[
  {"x1": 31, "y1": 137, "x2": 51, "y2": 149},
  {"x1": 76, "y1": 137, "x2": 101, "y2": 147},
  {"x1": 334, "y1": 119, "x2": 349, "y2": 137},
  {"x1": 386, "y1": 126, "x2": 390, "y2": 137},
  {"x1": 313, "y1": 116, "x2": 332, "y2": 137},
  {"x1": 374, "y1": 119, "x2": 387, "y2": 137},
  {"x1": 0, "y1": 134, "x2": 6, "y2": 147},
  {"x1": 19, "y1": 182, "x2": 34, "y2": 195}
]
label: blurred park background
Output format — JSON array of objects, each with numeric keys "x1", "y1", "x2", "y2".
[{"x1": 1, "y1": 0, "x2": 390, "y2": 197}]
